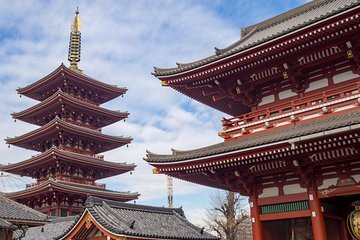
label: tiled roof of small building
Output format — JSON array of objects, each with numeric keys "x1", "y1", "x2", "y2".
[
  {"x1": 154, "y1": 0, "x2": 360, "y2": 76},
  {"x1": 22, "y1": 216, "x2": 78, "y2": 240},
  {"x1": 0, "y1": 194, "x2": 47, "y2": 224},
  {"x1": 58, "y1": 196, "x2": 218, "y2": 240},
  {"x1": 145, "y1": 110, "x2": 360, "y2": 163}
]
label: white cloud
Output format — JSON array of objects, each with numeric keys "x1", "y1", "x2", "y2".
[{"x1": 0, "y1": 0, "x2": 307, "y2": 226}]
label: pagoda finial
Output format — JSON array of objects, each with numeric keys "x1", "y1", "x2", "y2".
[{"x1": 68, "y1": 7, "x2": 82, "y2": 72}]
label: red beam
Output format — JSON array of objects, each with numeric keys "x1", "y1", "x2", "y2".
[{"x1": 260, "y1": 209, "x2": 310, "y2": 221}]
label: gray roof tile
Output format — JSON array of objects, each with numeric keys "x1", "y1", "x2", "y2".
[
  {"x1": 145, "y1": 110, "x2": 360, "y2": 163},
  {"x1": 22, "y1": 216, "x2": 77, "y2": 240},
  {"x1": 154, "y1": 0, "x2": 360, "y2": 76},
  {"x1": 58, "y1": 196, "x2": 218, "y2": 240},
  {"x1": 0, "y1": 194, "x2": 47, "y2": 223}
]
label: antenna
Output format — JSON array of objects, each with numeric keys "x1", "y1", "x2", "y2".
[{"x1": 167, "y1": 176, "x2": 173, "y2": 208}]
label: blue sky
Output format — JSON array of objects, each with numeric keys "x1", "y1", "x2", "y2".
[{"x1": 0, "y1": 0, "x2": 308, "y2": 225}]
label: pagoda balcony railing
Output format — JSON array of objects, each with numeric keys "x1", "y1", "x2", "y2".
[
  {"x1": 220, "y1": 82, "x2": 360, "y2": 140},
  {"x1": 58, "y1": 145, "x2": 98, "y2": 157},
  {"x1": 74, "y1": 95, "x2": 100, "y2": 106},
  {"x1": 63, "y1": 118, "x2": 100, "y2": 132},
  {"x1": 26, "y1": 178, "x2": 106, "y2": 189}
]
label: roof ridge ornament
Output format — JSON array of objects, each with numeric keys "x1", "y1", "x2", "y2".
[{"x1": 68, "y1": 7, "x2": 82, "y2": 73}]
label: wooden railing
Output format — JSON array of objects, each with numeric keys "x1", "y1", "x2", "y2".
[
  {"x1": 63, "y1": 118, "x2": 100, "y2": 131},
  {"x1": 26, "y1": 178, "x2": 106, "y2": 189},
  {"x1": 58, "y1": 145, "x2": 103, "y2": 158},
  {"x1": 220, "y1": 82, "x2": 360, "y2": 140}
]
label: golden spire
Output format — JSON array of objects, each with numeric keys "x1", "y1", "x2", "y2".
[{"x1": 68, "y1": 7, "x2": 82, "y2": 72}]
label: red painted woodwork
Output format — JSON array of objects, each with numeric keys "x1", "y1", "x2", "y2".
[
  {"x1": 249, "y1": 195, "x2": 263, "y2": 240},
  {"x1": 308, "y1": 186, "x2": 327, "y2": 240},
  {"x1": 259, "y1": 210, "x2": 310, "y2": 221},
  {"x1": 147, "y1": 2, "x2": 360, "y2": 239}
]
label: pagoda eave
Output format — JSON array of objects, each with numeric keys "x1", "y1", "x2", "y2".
[
  {"x1": 12, "y1": 90, "x2": 129, "y2": 127},
  {"x1": 0, "y1": 148, "x2": 135, "y2": 179},
  {"x1": 17, "y1": 64, "x2": 127, "y2": 103},
  {"x1": 6, "y1": 118, "x2": 132, "y2": 153},
  {"x1": 6, "y1": 179, "x2": 139, "y2": 202}
]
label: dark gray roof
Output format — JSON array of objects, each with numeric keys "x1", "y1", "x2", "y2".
[
  {"x1": 145, "y1": 110, "x2": 360, "y2": 163},
  {"x1": 59, "y1": 196, "x2": 218, "y2": 240},
  {"x1": 0, "y1": 194, "x2": 47, "y2": 224},
  {"x1": 154, "y1": 0, "x2": 360, "y2": 76},
  {"x1": 22, "y1": 216, "x2": 78, "y2": 240}
]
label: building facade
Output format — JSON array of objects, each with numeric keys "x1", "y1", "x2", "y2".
[
  {"x1": 146, "y1": 0, "x2": 360, "y2": 239},
  {"x1": 1, "y1": 9, "x2": 139, "y2": 217}
]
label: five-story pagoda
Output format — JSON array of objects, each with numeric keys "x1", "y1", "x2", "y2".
[{"x1": 1, "y1": 9, "x2": 139, "y2": 217}]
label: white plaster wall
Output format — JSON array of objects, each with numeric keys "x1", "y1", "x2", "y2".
[
  {"x1": 351, "y1": 174, "x2": 360, "y2": 182},
  {"x1": 319, "y1": 178, "x2": 337, "y2": 189},
  {"x1": 305, "y1": 78, "x2": 328, "y2": 93},
  {"x1": 283, "y1": 183, "x2": 307, "y2": 194},
  {"x1": 258, "y1": 187, "x2": 278, "y2": 198},
  {"x1": 258, "y1": 95, "x2": 275, "y2": 106},
  {"x1": 278, "y1": 89, "x2": 297, "y2": 100},
  {"x1": 333, "y1": 71, "x2": 360, "y2": 84}
]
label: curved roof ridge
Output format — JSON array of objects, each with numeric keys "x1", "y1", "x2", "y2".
[
  {"x1": 6, "y1": 118, "x2": 132, "y2": 145},
  {"x1": 215, "y1": 26, "x2": 258, "y2": 54},
  {"x1": 145, "y1": 110, "x2": 360, "y2": 163},
  {"x1": 17, "y1": 64, "x2": 127, "y2": 95},
  {"x1": 17, "y1": 64, "x2": 64, "y2": 93},
  {"x1": 88, "y1": 196, "x2": 184, "y2": 215},
  {"x1": 55, "y1": 180, "x2": 139, "y2": 195},
  {"x1": 145, "y1": 149, "x2": 170, "y2": 158},
  {"x1": 248, "y1": 0, "x2": 332, "y2": 32},
  {"x1": 12, "y1": 90, "x2": 129, "y2": 120},
  {"x1": 5, "y1": 179, "x2": 139, "y2": 198},
  {"x1": 0, "y1": 147, "x2": 135, "y2": 172},
  {"x1": 153, "y1": 55, "x2": 217, "y2": 76},
  {"x1": 153, "y1": 0, "x2": 360, "y2": 77},
  {"x1": 145, "y1": 142, "x2": 226, "y2": 162},
  {"x1": 0, "y1": 194, "x2": 48, "y2": 221}
]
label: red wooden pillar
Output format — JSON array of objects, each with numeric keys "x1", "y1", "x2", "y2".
[
  {"x1": 308, "y1": 186, "x2": 327, "y2": 240},
  {"x1": 249, "y1": 195, "x2": 263, "y2": 240}
]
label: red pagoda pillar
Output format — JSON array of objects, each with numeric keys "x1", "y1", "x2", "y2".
[
  {"x1": 249, "y1": 195, "x2": 263, "y2": 240},
  {"x1": 308, "y1": 186, "x2": 327, "y2": 240}
]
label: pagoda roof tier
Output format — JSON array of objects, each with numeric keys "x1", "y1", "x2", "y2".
[
  {"x1": 6, "y1": 178, "x2": 139, "y2": 202},
  {"x1": 145, "y1": 109, "x2": 360, "y2": 164},
  {"x1": 17, "y1": 64, "x2": 127, "y2": 104},
  {"x1": 0, "y1": 147, "x2": 135, "y2": 180},
  {"x1": 154, "y1": 0, "x2": 359, "y2": 77},
  {"x1": 12, "y1": 90, "x2": 129, "y2": 127},
  {"x1": 6, "y1": 118, "x2": 132, "y2": 153},
  {"x1": 152, "y1": 0, "x2": 360, "y2": 116}
]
